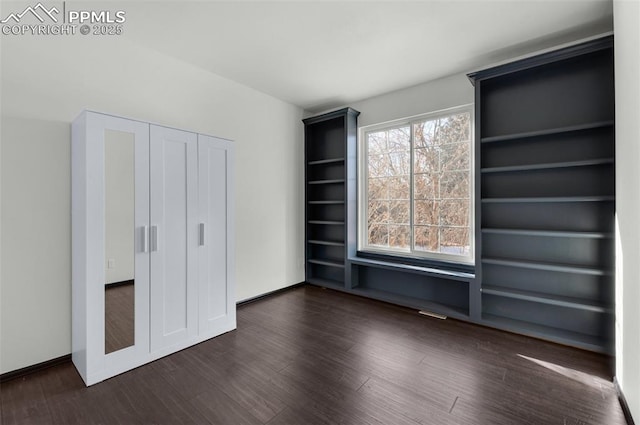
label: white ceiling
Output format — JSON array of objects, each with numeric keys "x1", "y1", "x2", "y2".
[{"x1": 125, "y1": 1, "x2": 613, "y2": 112}]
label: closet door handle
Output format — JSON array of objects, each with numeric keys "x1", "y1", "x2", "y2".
[
  {"x1": 151, "y1": 225, "x2": 159, "y2": 252},
  {"x1": 142, "y1": 226, "x2": 149, "y2": 253},
  {"x1": 199, "y1": 223, "x2": 206, "y2": 246}
]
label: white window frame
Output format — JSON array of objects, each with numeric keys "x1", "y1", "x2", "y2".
[{"x1": 358, "y1": 104, "x2": 475, "y2": 265}]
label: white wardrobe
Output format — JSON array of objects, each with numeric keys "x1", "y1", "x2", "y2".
[{"x1": 72, "y1": 111, "x2": 235, "y2": 386}]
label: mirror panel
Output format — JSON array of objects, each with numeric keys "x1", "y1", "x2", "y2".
[{"x1": 104, "y1": 129, "x2": 135, "y2": 354}]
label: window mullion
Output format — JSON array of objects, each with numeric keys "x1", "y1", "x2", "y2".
[
  {"x1": 409, "y1": 123, "x2": 415, "y2": 254},
  {"x1": 361, "y1": 132, "x2": 368, "y2": 251},
  {"x1": 438, "y1": 140, "x2": 441, "y2": 253}
]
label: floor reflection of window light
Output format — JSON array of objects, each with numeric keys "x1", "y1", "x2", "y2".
[{"x1": 517, "y1": 354, "x2": 607, "y2": 390}]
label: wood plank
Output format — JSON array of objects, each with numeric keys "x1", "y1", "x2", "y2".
[{"x1": 0, "y1": 285, "x2": 626, "y2": 425}]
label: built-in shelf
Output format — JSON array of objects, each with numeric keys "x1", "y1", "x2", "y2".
[
  {"x1": 349, "y1": 257, "x2": 474, "y2": 281},
  {"x1": 481, "y1": 196, "x2": 614, "y2": 204},
  {"x1": 306, "y1": 277, "x2": 344, "y2": 290},
  {"x1": 308, "y1": 240, "x2": 345, "y2": 247},
  {"x1": 305, "y1": 108, "x2": 359, "y2": 294},
  {"x1": 308, "y1": 179, "x2": 345, "y2": 185},
  {"x1": 482, "y1": 284, "x2": 612, "y2": 313},
  {"x1": 308, "y1": 259, "x2": 345, "y2": 268},
  {"x1": 471, "y1": 35, "x2": 614, "y2": 353},
  {"x1": 482, "y1": 313, "x2": 611, "y2": 353},
  {"x1": 350, "y1": 287, "x2": 469, "y2": 319},
  {"x1": 308, "y1": 158, "x2": 345, "y2": 166},
  {"x1": 308, "y1": 200, "x2": 345, "y2": 205},
  {"x1": 480, "y1": 120, "x2": 614, "y2": 144},
  {"x1": 482, "y1": 257, "x2": 611, "y2": 276},
  {"x1": 481, "y1": 228, "x2": 612, "y2": 239},
  {"x1": 481, "y1": 158, "x2": 614, "y2": 174}
]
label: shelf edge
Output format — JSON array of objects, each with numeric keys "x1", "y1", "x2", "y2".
[
  {"x1": 481, "y1": 158, "x2": 614, "y2": 174},
  {"x1": 482, "y1": 257, "x2": 611, "y2": 276},
  {"x1": 481, "y1": 228, "x2": 612, "y2": 239},
  {"x1": 482, "y1": 284, "x2": 613, "y2": 313},
  {"x1": 481, "y1": 120, "x2": 614, "y2": 144},
  {"x1": 481, "y1": 196, "x2": 614, "y2": 204},
  {"x1": 481, "y1": 314, "x2": 611, "y2": 353}
]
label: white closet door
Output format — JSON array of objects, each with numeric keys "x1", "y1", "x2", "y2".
[
  {"x1": 198, "y1": 135, "x2": 236, "y2": 337},
  {"x1": 150, "y1": 125, "x2": 199, "y2": 352},
  {"x1": 73, "y1": 112, "x2": 151, "y2": 384},
  {"x1": 102, "y1": 115, "x2": 151, "y2": 373}
]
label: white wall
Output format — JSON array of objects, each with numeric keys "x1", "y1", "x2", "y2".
[
  {"x1": 335, "y1": 73, "x2": 474, "y2": 128},
  {"x1": 614, "y1": 0, "x2": 640, "y2": 421},
  {"x1": 0, "y1": 35, "x2": 304, "y2": 373}
]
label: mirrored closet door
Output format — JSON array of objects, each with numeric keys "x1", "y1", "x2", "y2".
[{"x1": 72, "y1": 112, "x2": 151, "y2": 384}]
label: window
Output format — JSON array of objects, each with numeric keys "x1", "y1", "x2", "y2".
[{"x1": 359, "y1": 105, "x2": 473, "y2": 264}]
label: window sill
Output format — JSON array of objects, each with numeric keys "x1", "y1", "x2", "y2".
[{"x1": 349, "y1": 255, "x2": 475, "y2": 282}]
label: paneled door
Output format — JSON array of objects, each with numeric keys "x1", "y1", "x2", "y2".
[
  {"x1": 149, "y1": 125, "x2": 199, "y2": 352},
  {"x1": 197, "y1": 135, "x2": 236, "y2": 337}
]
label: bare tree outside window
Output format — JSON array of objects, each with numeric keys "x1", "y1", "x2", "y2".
[{"x1": 362, "y1": 107, "x2": 473, "y2": 263}]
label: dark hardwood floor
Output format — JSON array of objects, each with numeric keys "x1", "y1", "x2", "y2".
[{"x1": 0, "y1": 285, "x2": 626, "y2": 424}]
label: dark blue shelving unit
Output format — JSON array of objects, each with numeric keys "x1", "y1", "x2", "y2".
[{"x1": 469, "y1": 35, "x2": 615, "y2": 353}]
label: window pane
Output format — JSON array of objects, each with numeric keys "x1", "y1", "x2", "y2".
[
  {"x1": 440, "y1": 171, "x2": 470, "y2": 198},
  {"x1": 441, "y1": 199, "x2": 469, "y2": 227},
  {"x1": 368, "y1": 223, "x2": 389, "y2": 247},
  {"x1": 414, "y1": 173, "x2": 437, "y2": 200},
  {"x1": 367, "y1": 126, "x2": 410, "y2": 249},
  {"x1": 414, "y1": 200, "x2": 439, "y2": 225},
  {"x1": 412, "y1": 111, "x2": 471, "y2": 258},
  {"x1": 414, "y1": 120, "x2": 439, "y2": 148},
  {"x1": 389, "y1": 200, "x2": 410, "y2": 225},
  {"x1": 368, "y1": 153, "x2": 410, "y2": 177},
  {"x1": 414, "y1": 225, "x2": 438, "y2": 252},
  {"x1": 439, "y1": 114, "x2": 470, "y2": 144},
  {"x1": 368, "y1": 177, "x2": 388, "y2": 200},
  {"x1": 388, "y1": 127, "x2": 411, "y2": 143},
  {"x1": 368, "y1": 127, "x2": 410, "y2": 155},
  {"x1": 387, "y1": 176, "x2": 410, "y2": 200},
  {"x1": 440, "y1": 142, "x2": 469, "y2": 171},
  {"x1": 414, "y1": 148, "x2": 439, "y2": 174},
  {"x1": 440, "y1": 227, "x2": 470, "y2": 255},
  {"x1": 368, "y1": 200, "x2": 389, "y2": 224},
  {"x1": 367, "y1": 131, "x2": 387, "y2": 154},
  {"x1": 388, "y1": 225, "x2": 410, "y2": 249}
]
